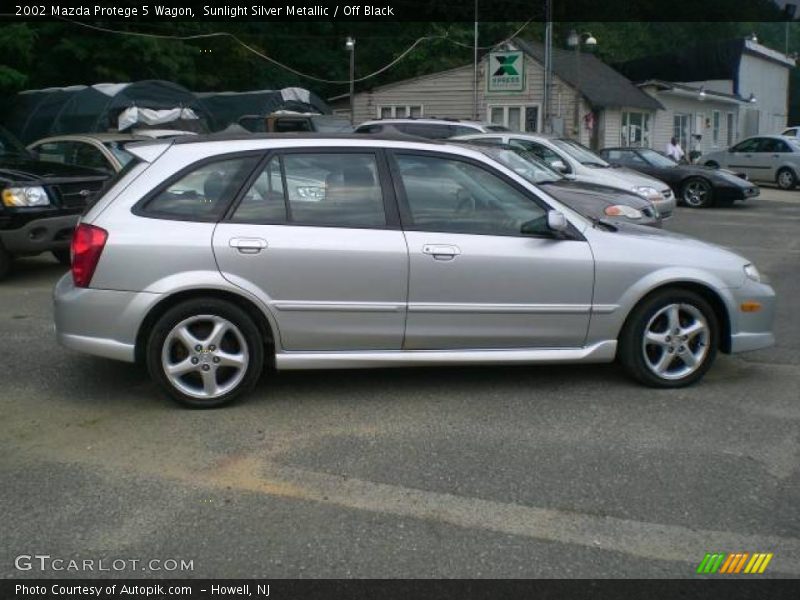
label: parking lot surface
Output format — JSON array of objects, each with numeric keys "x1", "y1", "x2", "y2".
[{"x1": 1, "y1": 188, "x2": 798, "y2": 578}]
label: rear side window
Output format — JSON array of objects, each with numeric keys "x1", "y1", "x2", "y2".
[
  {"x1": 142, "y1": 156, "x2": 259, "y2": 220},
  {"x1": 395, "y1": 123, "x2": 452, "y2": 139},
  {"x1": 231, "y1": 152, "x2": 386, "y2": 228}
]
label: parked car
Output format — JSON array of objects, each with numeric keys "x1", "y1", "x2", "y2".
[
  {"x1": 132, "y1": 129, "x2": 199, "y2": 139},
  {"x1": 599, "y1": 147, "x2": 760, "y2": 208},
  {"x1": 460, "y1": 141, "x2": 662, "y2": 226},
  {"x1": 454, "y1": 133, "x2": 676, "y2": 218},
  {"x1": 0, "y1": 126, "x2": 109, "y2": 279},
  {"x1": 29, "y1": 133, "x2": 148, "y2": 174},
  {"x1": 780, "y1": 126, "x2": 799, "y2": 139},
  {"x1": 53, "y1": 134, "x2": 775, "y2": 407},
  {"x1": 699, "y1": 135, "x2": 800, "y2": 190},
  {"x1": 354, "y1": 118, "x2": 508, "y2": 139},
  {"x1": 239, "y1": 113, "x2": 353, "y2": 134}
]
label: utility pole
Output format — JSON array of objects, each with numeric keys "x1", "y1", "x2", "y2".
[
  {"x1": 473, "y1": 0, "x2": 479, "y2": 120},
  {"x1": 542, "y1": 0, "x2": 552, "y2": 133}
]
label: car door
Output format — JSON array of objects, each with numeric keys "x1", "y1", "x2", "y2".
[
  {"x1": 389, "y1": 150, "x2": 594, "y2": 350},
  {"x1": 726, "y1": 138, "x2": 762, "y2": 180},
  {"x1": 213, "y1": 149, "x2": 409, "y2": 351},
  {"x1": 755, "y1": 138, "x2": 792, "y2": 182}
]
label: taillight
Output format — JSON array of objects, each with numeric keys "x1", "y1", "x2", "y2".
[{"x1": 71, "y1": 223, "x2": 108, "y2": 288}]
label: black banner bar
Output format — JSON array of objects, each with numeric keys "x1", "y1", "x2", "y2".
[
  {"x1": 3, "y1": 580, "x2": 800, "y2": 600},
  {"x1": 1, "y1": 0, "x2": 799, "y2": 22}
]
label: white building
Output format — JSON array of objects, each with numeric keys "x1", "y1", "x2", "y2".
[{"x1": 618, "y1": 38, "x2": 796, "y2": 156}]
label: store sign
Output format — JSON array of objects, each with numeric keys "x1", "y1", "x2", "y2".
[{"x1": 488, "y1": 51, "x2": 524, "y2": 92}]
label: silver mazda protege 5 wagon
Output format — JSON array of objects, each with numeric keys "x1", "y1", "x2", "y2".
[{"x1": 53, "y1": 134, "x2": 775, "y2": 407}]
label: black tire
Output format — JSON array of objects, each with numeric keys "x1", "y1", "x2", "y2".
[
  {"x1": 776, "y1": 167, "x2": 797, "y2": 190},
  {"x1": 146, "y1": 298, "x2": 264, "y2": 408},
  {"x1": 704, "y1": 161, "x2": 720, "y2": 169},
  {"x1": 52, "y1": 249, "x2": 71, "y2": 266},
  {"x1": 681, "y1": 177, "x2": 714, "y2": 208},
  {"x1": 618, "y1": 288, "x2": 719, "y2": 388},
  {"x1": 0, "y1": 244, "x2": 11, "y2": 281}
]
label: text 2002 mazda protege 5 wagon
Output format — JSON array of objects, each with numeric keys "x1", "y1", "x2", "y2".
[{"x1": 54, "y1": 134, "x2": 776, "y2": 408}]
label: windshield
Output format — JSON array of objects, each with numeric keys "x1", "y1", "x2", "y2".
[
  {"x1": 472, "y1": 146, "x2": 563, "y2": 184},
  {"x1": 310, "y1": 116, "x2": 354, "y2": 133},
  {"x1": 0, "y1": 125, "x2": 32, "y2": 159},
  {"x1": 104, "y1": 141, "x2": 136, "y2": 168},
  {"x1": 552, "y1": 138, "x2": 609, "y2": 167},
  {"x1": 637, "y1": 148, "x2": 678, "y2": 167}
]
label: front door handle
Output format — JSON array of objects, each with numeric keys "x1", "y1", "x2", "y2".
[
  {"x1": 422, "y1": 244, "x2": 460, "y2": 261},
  {"x1": 229, "y1": 237, "x2": 268, "y2": 254}
]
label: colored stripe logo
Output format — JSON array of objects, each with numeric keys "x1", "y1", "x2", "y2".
[{"x1": 696, "y1": 552, "x2": 773, "y2": 574}]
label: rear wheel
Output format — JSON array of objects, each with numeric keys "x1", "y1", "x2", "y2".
[
  {"x1": 681, "y1": 177, "x2": 714, "y2": 208},
  {"x1": 619, "y1": 289, "x2": 719, "y2": 388},
  {"x1": 777, "y1": 167, "x2": 797, "y2": 190},
  {"x1": 52, "y1": 249, "x2": 71, "y2": 266},
  {"x1": 146, "y1": 299, "x2": 264, "y2": 408}
]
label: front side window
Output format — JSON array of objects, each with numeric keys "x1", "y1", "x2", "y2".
[
  {"x1": 395, "y1": 154, "x2": 546, "y2": 236},
  {"x1": 731, "y1": 138, "x2": 760, "y2": 153},
  {"x1": 73, "y1": 142, "x2": 112, "y2": 171},
  {"x1": 143, "y1": 156, "x2": 259, "y2": 220},
  {"x1": 510, "y1": 139, "x2": 570, "y2": 172}
]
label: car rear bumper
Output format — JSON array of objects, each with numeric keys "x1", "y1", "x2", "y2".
[
  {"x1": 53, "y1": 274, "x2": 161, "y2": 363},
  {"x1": 0, "y1": 214, "x2": 78, "y2": 255}
]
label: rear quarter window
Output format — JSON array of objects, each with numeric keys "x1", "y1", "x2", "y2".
[{"x1": 139, "y1": 156, "x2": 260, "y2": 221}]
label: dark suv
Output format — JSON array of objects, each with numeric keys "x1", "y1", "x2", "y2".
[{"x1": 0, "y1": 126, "x2": 108, "y2": 279}]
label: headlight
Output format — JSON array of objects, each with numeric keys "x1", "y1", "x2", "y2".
[
  {"x1": 743, "y1": 263, "x2": 761, "y2": 282},
  {"x1": 631, "y1": 186, "x2": 663, "y2": 202},
  {"x1": 604, "y1": 204, "x2": 643, "y2": 219},
  {"x1": 2, "y1": 186, "x2": 50, "y2": 207},
  {"x1": 295, "y1": 186, "x2": 325, "y2": 201}
]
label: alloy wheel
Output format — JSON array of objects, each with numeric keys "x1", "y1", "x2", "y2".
[
  {"x1": 641, "y1": 303, "x2": 709, "y2": 381},
  {"x1": 683, "y1": 180, "x2": 710, "y2": 207},
  {"x1": 161, "y1": 314, "x2": 249, "y2": 399},
  {"x1": 778, "y1": 169, "x2": 796, "y2": 190}
]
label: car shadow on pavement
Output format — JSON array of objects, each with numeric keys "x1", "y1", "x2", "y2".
[{"x1": 5, "y1": 256, "x2": 68, "y2": 284}]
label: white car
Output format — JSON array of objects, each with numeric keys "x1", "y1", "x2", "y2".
[
  {"x1": 354, "y1": 118, "x2": 508, "y2": 139},
  {"x1": 781, "y1": 126, "x2": 799, "y2": 139},
  {"x1": 455, "y1": 133, "x2": 676, "y2": 218}
]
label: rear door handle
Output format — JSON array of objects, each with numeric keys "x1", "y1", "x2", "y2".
[
  {"x1": 229, "y1": 237, "x2": 267, "y2": 254},
  {"x1": 422, "y1": 244, "x2": 460, "y2": 261}
]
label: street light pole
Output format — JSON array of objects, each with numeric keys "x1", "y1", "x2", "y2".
[
  {"x1": 567, "y1": 30, "x2": 596, "y2": 143},
  {"x1": 346, "y1": 36, "x2": 356, "y2": 125}
]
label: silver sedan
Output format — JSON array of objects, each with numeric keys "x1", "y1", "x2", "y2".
[
  {"x1": 699, "y1": 135, "x2": 800, "y2": 190},
  {"x1": 53, "y1": 136, "x2": 775, "y2": 407}
]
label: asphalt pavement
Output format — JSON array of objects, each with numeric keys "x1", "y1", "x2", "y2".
[{"x1": 1, "y1": 187, "x2": 798, "y2": 579}]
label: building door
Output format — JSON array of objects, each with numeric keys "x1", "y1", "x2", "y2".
[
  {"x1": 726, "y1": 112, "x2": 735, "y2": 147},
  {"x1": 673, "y1": 114, "x2": 690, "y2": 152}
]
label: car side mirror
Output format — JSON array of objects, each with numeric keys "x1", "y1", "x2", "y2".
[
  {"x1": 550, "y1": 160, "x2": 569, "y2": 173},
  {"x1": 520, "y1": 211, "x2": 569, "y2": 237},
  {"x1": 547, "y1": 210, "x2": 568, "y2": 233}
]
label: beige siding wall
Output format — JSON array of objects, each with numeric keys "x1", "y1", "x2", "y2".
[{"x1": 352, "y1": 54, "x2": 596, "y2": 146}]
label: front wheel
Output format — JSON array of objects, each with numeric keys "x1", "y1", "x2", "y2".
[
  {"x1": 776, "y1": 167, "x2": 797, "y2": 190},
  {"x1": 619, "y1": 289, "x2": 719, "y2": 388},
  {"x1": 681, "y1": 177, "x2": 714, "y2": 208},
  {"x1": 146, "y1": 299, "x2": 264, "y2": 408}
]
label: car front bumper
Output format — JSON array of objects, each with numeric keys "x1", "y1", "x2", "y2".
[
  {"x1": 0, "y1": 214, "x2": 78, "y2": 255},
  {"x1": 718, "y1": 184, "x2": 760, "y2": 203},
  {"x1": 54, "y1": 274, "x2": 162, "y2": 363},
  {"x1": 728, "y1": 278, "x2": 776, "y2": 353},
  {"x1": 653, "y1": 190, "x2": 677, "y2": 219}
]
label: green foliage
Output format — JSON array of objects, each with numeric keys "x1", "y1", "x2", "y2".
[{"x1": 0, "y1": 20, "x2": 796, "y2": 121}]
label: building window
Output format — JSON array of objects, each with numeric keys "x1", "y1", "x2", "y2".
[
  {"x1": 620, "y1": 111, "x2": 651, "y2": 147},
  {"x1": 487, "y1": 104, "x2": 539, "y2": 132},
  {"x1": 712, "y1": 111, "x2": 721, "y2": 147},
  {"x1": 726, "y1": 112, "x2": 735, "y2": 147},
  {"x1": 377, "y1": 105, "x2": 423, "y2": 119}
]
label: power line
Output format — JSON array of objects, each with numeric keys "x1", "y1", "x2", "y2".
[{"x1": 51, "y1": 17, "x2": 535, "y2": 85}]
